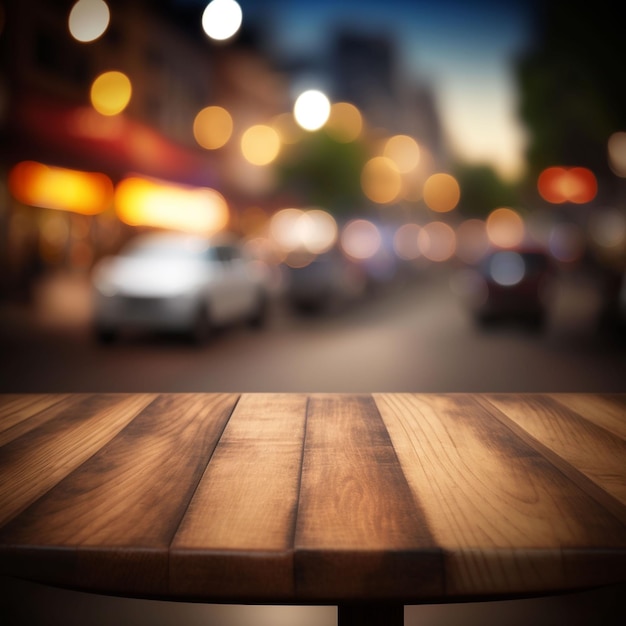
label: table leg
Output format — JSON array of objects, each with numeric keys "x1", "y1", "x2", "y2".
[{"x1": 337, "y1": 603, "x2": 404, "y2": 626}]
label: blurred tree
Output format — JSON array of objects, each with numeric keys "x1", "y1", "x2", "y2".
[
  {"x1": 276, "y1": 130, "x2": 368, "y2": 216},
  {"x1": 516, "y1": 0, "x2": 626, "y2": 191},
  {"x1": 452, "y1": 163, "x2": 520, "y2": 218}
]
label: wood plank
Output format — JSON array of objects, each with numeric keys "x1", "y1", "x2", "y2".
[
  {"x1": 374, "y1": 393, "x2": 626, "y2": 597},
  {"x1": 0, "y1": 394, "x2": 71, "y2": 445},
  {"x1": 480, "y1": 394, "x2": 626, "y2": 510},
  {"x1": 295, "y1": 394, "x2": 441, "y2": 601},
  {"x1": 170, "y1": 393, "x2": 307, "y2": 601},
  {"x1": 549, "y1": 393, "x2": 626, "y2": 440},
  {"x1": 0, "y1": 393, "x2": 156, "y2": 527},
  {"x1": 0, "y1": 393, "x2": 238, "y2": 597}
]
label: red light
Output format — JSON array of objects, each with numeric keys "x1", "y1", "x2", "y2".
[{"x1": 537, "y1": 166, "x2": 597, "y2": 204}]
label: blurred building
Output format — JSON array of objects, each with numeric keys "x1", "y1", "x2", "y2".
[
  {"x1": 329, "y1": 29, "x2": 445, "y2": 164},
  {"x1": 0, "y1": 0, "x2": 289, "y2": 300}
]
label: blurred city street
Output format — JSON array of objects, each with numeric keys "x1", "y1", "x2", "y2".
[
  {"x1": 1, "y1": 1, "x2": 625, "y2": 624},
  {"x1": 1, "y1": 266, "x2": 624, "y2": 394}
]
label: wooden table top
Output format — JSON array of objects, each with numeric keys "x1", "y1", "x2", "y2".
[{"x1": 1, "y1": 393, "x2": 625, "y2": 606}]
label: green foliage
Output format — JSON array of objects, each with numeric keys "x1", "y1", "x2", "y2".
[
  {"x1": 276, "y1": 130, "x2": 368, "y2": 216},
  {"x1": 515, "y1": 0, "x2": 626, "y2": 183},
  {"x1": 452, "y1": 163, "x2": 520, "y2": 218}
]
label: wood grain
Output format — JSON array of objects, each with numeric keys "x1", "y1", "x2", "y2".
[
  {"x1": 0, "y1": 394, "x2": 156, "y2": 527},
  {"x1": 374, "y1": 393, "x2": 626, "y2": 597},
  {"x1": 0, "y1": 393, "x2": 237, "y2": 596},
  {"x1": 550, "y1": 393, "x2": 626, "y2": 440},
  {"x1": 481, "y1": 394, "x2": 626, "y2": 510},
  {"x1": 0, "y1": 394, "x2": 70, "y2": 444},
  {"x1": 170, "y1": 393, "x2": 307, "y2": 600},
  {"x1": 295, "y1": 394, "x2": 441, "y2": 600},
  {"x1": 0, "y1": 393, "x2": 624, "y2": 606}
]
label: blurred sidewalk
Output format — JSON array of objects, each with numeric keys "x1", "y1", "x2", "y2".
[{"x1": 0, "y1": 271, "x2": 93, "y2": 334}]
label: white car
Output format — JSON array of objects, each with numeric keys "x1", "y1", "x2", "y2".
[{"x1": 92, "y1": 231, "x2": 268, "y2": 343}]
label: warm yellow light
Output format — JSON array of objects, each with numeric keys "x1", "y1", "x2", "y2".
[
  {"x1": 241, "y1": 125, "x2": 281, "y2": 165},
  {"x1": 393, "y1": 223, "x2": 422, "y2": 260},
  {"x1": 68, "y1": 0, "x2": 110, "y2": 42},
  {"x1": 418, "y1": 221, "x2": 457, "y2": 262},
  {"x1": 608, "y1": 132, "x2": 626, "y2": 177},
  {"x1": 423, "y1": 173, "x2": 460, "y2": 212},
  {"x1": 268, "y1": 207, "x2": 337, "y2": 255},
  {"x1": 90, "y1": 71, "x2": 132, "y2": 116},
  {"x1": 325, "y1": 102, "x2": 363, "y2": 143},
  {"x1": 115, "y1": 177, "x2": 229, "y2": 235},
  {"x1": 193, "y1": 106, "x2": 233, "y2": 149},
  {"x1": 269, "y1": 208, "x2": 305, "y2": 252},
  {"x1": 8, "y1": 161, "x2": 113, "y2": 215},
  {"x1": 384, "y1": 135, "x2": 420, "y2": 173},
  {"x1": 301, "y1": 209, "x2": 338, "y2": 254},
  {"x1": 486, "y1": 207, "x2": 525, "y2": 249},
  {"x1": 361, "y1": 156, "x2": 402, "y2": 204},
  {"x1": 340, "y1": 219, "x2": 381, "y2": 260}
]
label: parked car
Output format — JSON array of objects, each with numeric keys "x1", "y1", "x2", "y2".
[
  {"x1": 468, "y1": 247, "x2": 554, "y2": 327},
  {"x1": 91, "y1": 231, "x2": 268, "y2": 343},
  {"x1": 283, "y1": 249, "x2": 368, "y2": 314}
]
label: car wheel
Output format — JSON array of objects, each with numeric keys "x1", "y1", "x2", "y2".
[
  {"x1": 248, "y1": 292, "x2": 268, "y2": 329},
  {"x1": 95, "y1": 325, "x2": 117, "y2": 344},
  {"x1": 191, "y1": 304, "x2": 212, "y2": 345}
]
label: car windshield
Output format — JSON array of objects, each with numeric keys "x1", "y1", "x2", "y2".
[{"x1": 123, "y1": 236, "x2": 211, "y2": 260}]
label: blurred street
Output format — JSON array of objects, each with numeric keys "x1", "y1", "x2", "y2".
[
  {"x1": 1, "y1": 2, "x2": 625, "y2": 624},
  {"x1": 1, "y1": 267, "x2": 624, "y2": 394}
]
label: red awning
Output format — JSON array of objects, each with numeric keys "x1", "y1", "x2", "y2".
[{"x1": 4, "y1": 93, "x2": 219, "y2": 189}]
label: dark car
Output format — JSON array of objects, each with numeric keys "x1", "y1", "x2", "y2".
[
  {"x1": 468, "y1": 247, "x2": 554, "y2": 327},
  {"x1": 283, "y1": 249, "x2": 367, "y2": 314}
]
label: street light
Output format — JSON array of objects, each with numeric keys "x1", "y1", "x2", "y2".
[{"x1": 202, "y1": 0, "x2": 243, "y2": 41}]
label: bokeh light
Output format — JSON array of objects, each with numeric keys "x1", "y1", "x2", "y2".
[
  {"x1": 537, "y1": 166, "x2": 597, "y2": 204},
  {"x1": 548, "y1": 222, "x2": 586, "y2": 263},
  {"x1": 455, "y1": 219, "x2": 489, "y2": 265},
  {"x1": 115, "y1": 177, "x2": 229, "y2": 235},
  {"x1": 193, "y1": 106, "x2": 233, "y2": 149},
  {"x1": 325, "y1": 102, "x2": 363, "y2": 143},
  {"x1": 302, "y1": 209, "x2": 338, "y2": 254},
  {"x1": 488, "y1": 250, "x2": 525, "y2": 286},
  {"x1": 361, "y1": 156, "x2": 402, "y2": 204},
  {"x1": 241, "y1": 124, "x2": 281, "y2": 165},
  {"x1": 90, "y1": 71, "x2": 132, "y2": 116},
  {"x1": 383, "y1": 135, "x2": 420, "y2": 173},
  {"x1": 294, "y1": 90, "x2": 331, "y2": 131},
  {"x1": 8, "y1": 161, "x2": 113, "y2": 215},
  {"x1": 393, "y1": 223, "x2": 421, "y2": 260},
  {"x1": 269, "y1": 208, "x2": 337, "y2": 255},
  {"x1": 418, "y1": 221, "x2": 456, "y2": 262},
  {"x1": 588, "y1": 209, "x2": 626, "y2": 249},
  {"x1": 340, "y1": 219, "x2": 381, "y2": 260},
  {"x1": 40, "y1": 212, "x2": 70, "y2": 264},
  {"x1": 270, "y1": 208, "x2": 305, "y2": 252},
  {"x1": 486, "y1": 207, "x2": 525, "y2": 248},
  {"x1": 202, "y1": 0, "x2": 242, "y2": 41},
  {"x1": 608, "y1": 132, "x2": 626, "y2": 177},
  {"x1": 423, "y1": 173, "x2": 460, "y2": 212},
  {"x1": 271, "y1": 112, "x2": 303, "y2": 144},
  {"x1": 68, "y1": 0, "x2": 110, "y2": 43}
]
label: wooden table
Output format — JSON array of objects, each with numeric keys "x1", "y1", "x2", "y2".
[{"x1": 1, "y1": 393, "x2": 625, "y2": 625}]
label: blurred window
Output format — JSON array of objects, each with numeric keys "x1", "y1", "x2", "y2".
[
  {"x1": 145, "y1": 45, "x2": 164, "y2": 68},
  {"x1": 34, "y1": 26, "x2": 89, "y2": 87},
  {"x1": 214, "y1": 246, "x2": 239, "y2": 264}
]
